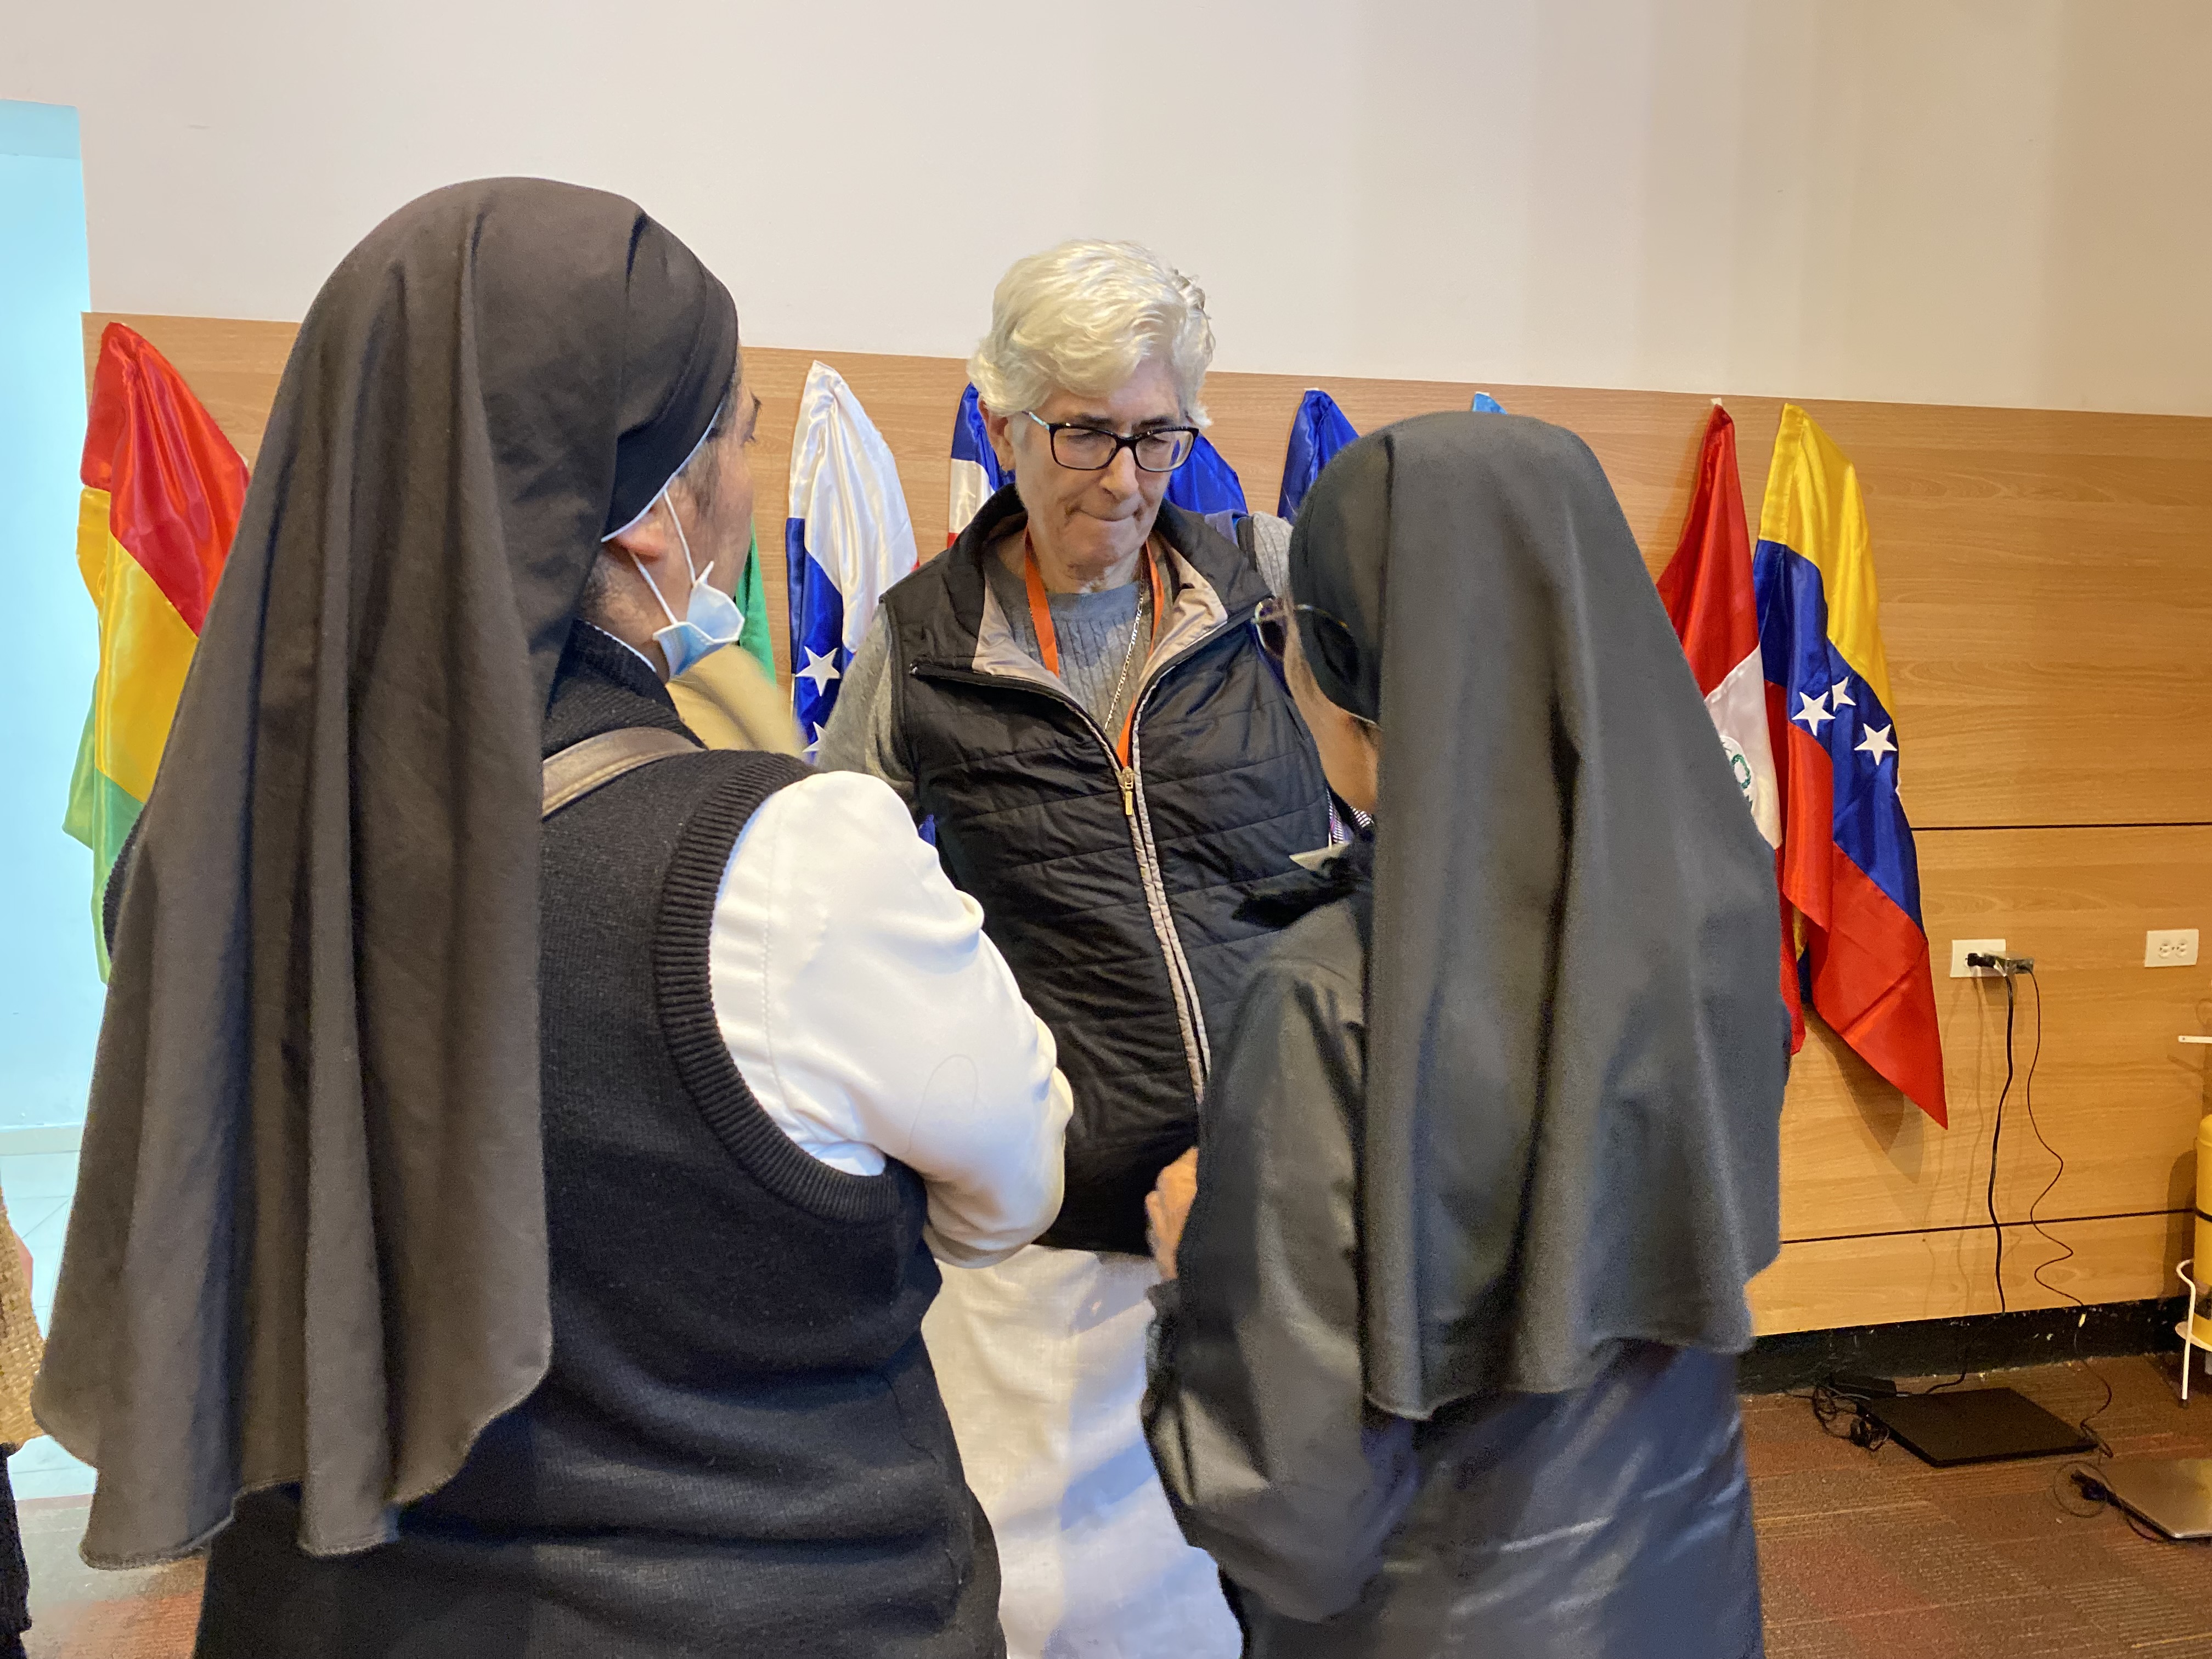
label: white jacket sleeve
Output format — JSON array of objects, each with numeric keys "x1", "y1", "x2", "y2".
[{"x1": 709, "y1": 769, "x2": 1071, "y2": 1266}]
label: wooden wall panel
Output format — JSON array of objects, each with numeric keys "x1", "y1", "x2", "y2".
[
  {"x1": 87, "y1": 311, "x2": 2212, "y2": 1335},
  {"x1": 1748, "y1": 1210, "x2": 2192, "y2": 1336},
  {"x1": 94, "y1": 322, "x2": 2212, "y2": 829},
  {"x1": 1779, "y1": 825, "x2": 2212, "y2": 1244},
  {"x1": 95, "y1": 320, "x2": 2212, "y2": 832}
]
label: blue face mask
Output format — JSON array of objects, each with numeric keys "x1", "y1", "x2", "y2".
[{"x1": 630, "y1": 488, "x2": 743, "y2": 678}]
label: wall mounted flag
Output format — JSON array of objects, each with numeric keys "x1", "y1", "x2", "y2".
[
  {"x1": 1278, "y1": 389, "x2": 1359, "y2": 520},
  {"x1": 65, "y1": 323, "x2": 249, "y2": 977},
  {"x1": 1657, "y1": 404, "x2": 1802, "y2": 1050},
  {"x1": 735, "y1": 532, "x2": 775, "y2": 680},
  {"x1": 787, "y1": 360, "x2": 918, "y2": 754},
  {"x1": 950, "y1": 381, "x2": 1248, "y2": 527},
  {"x1": 947, "y1": 383, "x2": 1009, "y2": 545},
  {"x1": 1164, "y1": 432, "x2": 1247, "y2": 517},
  {"x1": 1754, "y1": 405, "x2": 1948, "y2": 1126}
]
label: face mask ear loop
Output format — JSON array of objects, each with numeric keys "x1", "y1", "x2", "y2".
[
  {"x1": 627, "y1": 546, "x2": 684, "y2": 630},
  {"x1": 626, "y1": 486, "x2": 696, "y2": 630},
  {"x1": 663, "y1": 488, "x2": 708, "y2": 588}
]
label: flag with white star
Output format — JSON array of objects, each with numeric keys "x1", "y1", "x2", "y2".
[
  {"x1": 786, "y1": 362, "x2": 918, "y2": 757},
  {"x1": 1753, "y1": 404, "x2": 1948, "y2": 1126}
]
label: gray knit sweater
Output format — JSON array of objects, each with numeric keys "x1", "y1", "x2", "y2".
[{"x1": 821, "y1": 554, "x2": 1154, "y2": 793}]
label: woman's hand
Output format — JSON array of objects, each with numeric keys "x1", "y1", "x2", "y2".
[{"x1": 1146, "y1": 1148, "x2": 1199, "y2": 1280}]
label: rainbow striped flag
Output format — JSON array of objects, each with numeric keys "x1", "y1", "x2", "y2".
[{"x1": 64, "y1": 323, "x2": 247, "y2": 975}]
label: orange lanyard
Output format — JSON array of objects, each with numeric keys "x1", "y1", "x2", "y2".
[{"x1": 1022, "y1": 531, "x2": 1165, "y2": 766}]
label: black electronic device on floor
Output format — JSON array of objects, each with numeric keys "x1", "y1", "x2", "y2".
[{"x1": 1861, "y1": 1386, "x2": 2097, "y2": 1466}]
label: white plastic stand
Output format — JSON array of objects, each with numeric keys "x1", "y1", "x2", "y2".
[{"x1": 2180, "y1": 1260, "x2": 2211, "y2": 1403}]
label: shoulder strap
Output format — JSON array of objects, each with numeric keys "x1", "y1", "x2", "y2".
[{"x1": 541, "y1": 727, "x2": 701, "y2": 820}]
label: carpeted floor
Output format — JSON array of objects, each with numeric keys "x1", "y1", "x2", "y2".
[
  {"x1": 18, "y1": 1494, "x2": 200, "y2": 1659},
  {"x1": 15, "y1": 1355, "x2": 2211, "y2": 1658},
  {"x1": 1746, "y1": 1353, "x2": 2212, "y2": 1658}
]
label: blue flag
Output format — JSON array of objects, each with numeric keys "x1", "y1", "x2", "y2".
[
  {"x1": 1471, "y1": 391, "x2": 1506, "y2": 413},
  {"x1": 1278, "y1": 389, "x2": 1359, "y2": 520},
  {"x1": 948, "y1": 385, "x2": 1246, "y2": 525},
  {"x1": 786, "y1": 361, "x2": 918, "y2": 754},
  {"x1": 1165, "y1": 433, "x2": 1247, "y2": 516}
]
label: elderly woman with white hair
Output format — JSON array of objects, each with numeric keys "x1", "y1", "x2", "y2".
[{"x1": 818, "y1": 242, "x2": 1330, "y2": 1657}]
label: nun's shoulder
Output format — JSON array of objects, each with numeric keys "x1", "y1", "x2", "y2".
[{"x1": 1249, "y1": 893, "x2": 1368, "y2": 1012}]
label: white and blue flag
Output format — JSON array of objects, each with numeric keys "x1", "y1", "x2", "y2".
[
  {"x1": 787, "y1": 360, "x2": 918, "y2": 754},
  {"x1": 946, "y1": 383, "x2": 1248, "y2": 539},
  {"x1": 1471, "y1": 391, "x2": 1506, "y2": 413},
  {"x1": 947, "y1": 383, "x2": 1010, "y2": 545}
]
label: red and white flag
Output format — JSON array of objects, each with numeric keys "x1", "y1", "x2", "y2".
[{"x1": 1658, "y1": 403, "x2": 1803, "y2": 1050}]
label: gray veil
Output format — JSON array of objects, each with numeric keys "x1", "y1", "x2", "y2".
[{"x1": 1289, "y1": 411, "x2": 1788, "y2": 1418}]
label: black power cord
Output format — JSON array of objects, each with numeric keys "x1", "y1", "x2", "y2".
[
  {"x1": 1965, "y1": 957, "x2": 2115, "y2": 1461},
  {"x1": 1982, "y1": 960, "x2": 2019, "y2": 1317},
  {"x1": 2010, "y1": 968, "x2": 2117, "y2": 1452},
  {"x1": 1808, "y1": 955, "x2": 2112, "y2": 1453},
  {"x1": 2059, "y1": 1462, "x2": 2212, "y2": 1547}
]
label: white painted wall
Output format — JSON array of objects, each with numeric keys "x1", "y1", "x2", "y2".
[{"x1": 7, "y1": 0, "x2": 2209, "y2": 414}]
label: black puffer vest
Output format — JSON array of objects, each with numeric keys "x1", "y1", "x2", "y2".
[
  {"x1": 881, "y1": 489, "x2": 1330, "y2": 1253},
  {"x1": 194, "y1": 626, "x2": 1002, "y2": 1659}
]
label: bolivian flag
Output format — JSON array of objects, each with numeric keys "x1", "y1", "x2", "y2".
[{"x1": 64, "y1": 323, "x2": 247, "y2": 975}]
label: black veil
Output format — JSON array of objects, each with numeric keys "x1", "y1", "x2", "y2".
[{"x1": 36, "y1": 178, "x2": 737, "y2": 1564}]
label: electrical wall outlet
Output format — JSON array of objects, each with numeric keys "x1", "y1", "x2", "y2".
[
  {"x1": 1950, "y1": 938, "x2": 2007, "y2": 978},
  {"x1": 2145, "y1": 928, "x2": 2200, "y2": 967}
]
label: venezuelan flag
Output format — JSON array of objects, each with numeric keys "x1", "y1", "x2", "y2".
[
  {"x1": 1753, "y1": 405, "x2": 1948, "y2": 1126},
  {"x1": 63, "y1": 323, "x2": 247, "y2": 975}
]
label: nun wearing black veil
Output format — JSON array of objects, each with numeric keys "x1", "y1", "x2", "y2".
[
  {"x1": 33, "y1": 179, "x2": 1070, "y2": 1657},
  {"x1": 1143, "y1": 413, "x2": 1786, "y2": 1657}
]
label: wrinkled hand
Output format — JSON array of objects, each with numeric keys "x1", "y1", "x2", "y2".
[{"x1": 1146, "y1": 1148, "x2": 1200, "y2": 1280}]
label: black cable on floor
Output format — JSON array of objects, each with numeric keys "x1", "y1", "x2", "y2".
[
  {"x1": 2006, "y1": 969, "x2": 2115, "y2": 1452},
  {"x1": 2059, "y1": 1462, "x2": 2212, "y2": 1547}
]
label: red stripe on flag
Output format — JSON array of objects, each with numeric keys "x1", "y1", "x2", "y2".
[
  {"x1": 1770, "y1": 691, "x2": 1836, "y2": 925},
  {"x1": 1662, "y1": 403, "x2": 1801, "y2": 1049},
  {"x1": 1771, "y1": 713, "x2": 1948, "y2": 1125},
  {"x1": 80, "y1": 324, "x2": 249, "y2": 634},
  {"x1": 1807, "y1": 859, "x2": 1950, "y2": 1128},
  {"x1": 1656, "y1": 405, "x2": 1758, "y2": 697}
]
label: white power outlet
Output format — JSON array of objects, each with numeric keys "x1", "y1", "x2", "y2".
[
  {"x1": 1950, "y1": 938, "x2": 2007, "y2": 979},
  {"x1": 2145, "y1": 928, "x2": 2200, "y2": 967}
]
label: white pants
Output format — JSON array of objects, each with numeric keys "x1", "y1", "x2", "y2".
[{"x1": 923, "y1": 1244, "x2": 1242, "y2": 1659}]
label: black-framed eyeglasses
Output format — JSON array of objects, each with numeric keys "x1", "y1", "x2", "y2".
[
  {"x1": 1256, "y1": 601, "x2": 1336, "y2": 668},
  {"x1": 1023, "y1": 410, "x2": 1199, "y2": 473}
]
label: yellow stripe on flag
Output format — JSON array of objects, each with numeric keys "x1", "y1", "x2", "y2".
[
  {"x1": 76, "y1": 488, "x2": 198, "y2": 805},
  {"x1": 1757, "y1": 405, "x2": 1894, "y2": 712}
]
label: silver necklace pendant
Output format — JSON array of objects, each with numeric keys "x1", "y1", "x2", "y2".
[{"x1": 1108, "y1": 587, "x2": 1149, "y2": 729}]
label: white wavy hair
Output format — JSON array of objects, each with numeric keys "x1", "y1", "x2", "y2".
[{"x1": 968, "y1": 239, "x2": 1215, "y2": 427}]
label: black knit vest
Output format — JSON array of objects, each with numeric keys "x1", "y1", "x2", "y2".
[
  {"x1": 882, "y1": 493, "x2": 1330, "y2": 1254},
  {"x1": 194, "y1": 626, "x2": 1002, "y2": 1659}
]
